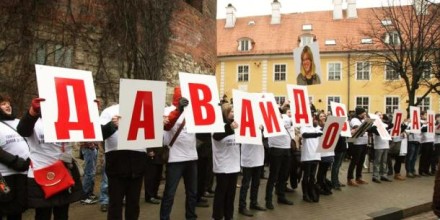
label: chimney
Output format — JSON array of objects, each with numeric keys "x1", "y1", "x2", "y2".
[
  {"x1": 347, "y1": 0, "x2": 357, "y2": 18},
  {"x1": 271, "y1": 0, "x2": 281, "y2": 25},
  {"x1": 333, "y1": 0, "x2": 343, "y2": 20},
  {"x1": 225, "y1": 3, "x2": 237, "y2": 28}
]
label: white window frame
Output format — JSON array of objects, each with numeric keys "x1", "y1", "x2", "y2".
[
  {"x1": 273, "y1": 63, "x2": 287, "y2": 81},
  {"x1": 238, "y1": 38, "x2": 252, "y2": 52},
  {"x1": 327, "y1": 62, "x2": 342, "y2": 81},
  {"x1": 385, "y1": 96, "x2": 400, "y2": 115},
  {"x1": 384, "y1": 62, "x2": 399, "y2": 81},
  {"x1": 274, "y1": 96, "x2": 286, "y2": 105},
  {"x1": 327, "y1": 96, "x2": 341, "y2": 112},
  {"x1": 421, "y1": 61, "x2": 432, "y2": 79},
  {"x1": 237, "y1": 64, "x2": 250, "y2": 82},
  {"x1": 356, "y1": 61, "x2": 371, "y2": 80},
  {"x1": 385, "y1": 31, "x2": 400, "y2": 45},
  {"x1": 300, "y1": 35, "x2": 314, "y2": 47},
  {"x1": 355, "y1": 96, "x2": 370, "y2": 112},
  {"x1": 416, "y1": 96, "x2": 431, "y2": 112},
  {"x1": 361, "y1": 38, "x2": 373, "y2": 44}
]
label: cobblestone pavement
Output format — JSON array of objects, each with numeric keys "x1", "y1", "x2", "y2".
[{"x1": 21, "y1": 161, "x2": 436, "y2": 220}]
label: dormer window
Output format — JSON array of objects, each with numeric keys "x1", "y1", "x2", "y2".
[
  {"x1": 238, "y1": 38, "x2": 253, "y2": 52},
  {"x1": 302, "y1": 24, "x2": 313, "y2": 31},
  {"x1": 381, "y1": 19, "x2": 393, "y2": 26},
  {"x1": 299, "y1": 34, "x2": 315, "y2": 47},
  {"x1": 385, "y1": 31, "x2": 400, "y2": 45}
]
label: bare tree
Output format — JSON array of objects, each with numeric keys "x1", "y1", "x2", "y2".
[{"x1": 358, "y1": 0, "x2": 440, "y2": 114}]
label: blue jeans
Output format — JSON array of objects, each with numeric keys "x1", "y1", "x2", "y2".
[
  {"x1": 160, "y1": 160, "x2": 198, "y2": 220},
  {"x1": 99, "y1": 159, "x2": 109, "y2": 205},
  {"x1": 81, "y1": 148, "x2": 97, "y2": 197},
  {"x1": 331, "y1": 151, "x2": 346, "y2": 187},
  {"x1": 406, "y1": 142, "x2": 420, "y2": 174}
]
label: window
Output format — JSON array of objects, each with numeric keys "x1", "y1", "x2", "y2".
[
  {"x1": 385, "y1": 32, "x2": 400, "y2": 45},
  {"x1": 54, "y1": 44, "x2": 73, "y2": 68},
  {"x1": 274, "y1": 64, "x2": 286, "y2": 81},
  {"x1": 327, "y1": 96, "x2": 341, "y2": 112},
  {"x1": 328, "y1": 62, "x2": 341, "y2": 81},
  {"x1": 381, "y1": 19, "x2": 392, "y2": 26},
  {"x1": 325, "y1": 39, "x2": 336, "y2": 45},
  {"x1": 361, "y1": 38, "x2": 373, "y2": 44},
  {"x1": 421, "y1": 61, "x2": 431, "y2": 79},
  {"x1": 385, "y1": 63, "x2": 399, "y2": 80},
  {"x1": 300, "y1": 35, "x2": 314, "y2": 47},
  {"x1": 238, "y1": 39, "x2": 252, "y2": 51},
  {"x1": 417, "y1": 96, "x2": 430, "y2": 111},
  {"x1": 237, "y1": 65, "x2": 249, "y2": 82},
  {"x1": 302, "y1": 24, "x2": 312, "y2": 31},
  {"x1": 356, "y1": 62, "x2": 370, "y2": 80},
  {"x1": 34, "y1": 43, "x2": 47, "y2": 64},
  {"x1": 274, "y1": 96, "x2": 286, "y2": 105},
  {"x1": 356, "y1": 96, "x2": 369, "y2": 112},
  {"x1": 385, "y1": 97, "x2": 399, "y2": 115}
]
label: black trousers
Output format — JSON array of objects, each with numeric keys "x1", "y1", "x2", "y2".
[
  {"x1": 108, "y1": 175, "x2": 144, "y2": 220},
  {"x1": 35, "y1": 204, "x2": 69, "y2": 220},
  {"x1": 419, "y1": 142, "x2": 434, "y2": 175},
  {"x1": 432, "y1": 144, "x2": 440, "y2": 173},
  {"x1": 144, "y1": 162, "x2": 163, "y2": 200},
  {"x1": 212, "y1": 173, "x2": 238, "y2": 220},
  {"x1": 289, "y1": 151, "x2": 302, "y2": 189},
  {"x1": 197, "y1": 155, "x2": 212, "y2": 201},
  {"x1": 317, "y1": 161, "x2": 332, "y2": 191},
  {"x1": 347, "y1": 144, "x2": 367, "y2": 180},
  {"x1": 239, "y1": 166, "x2": 262, "y2": 209},
  {"x1": 301, "y1": 161, "x2": 318, "y2": 198},
  {"x1": 265, "y1": 148, "x2": 291, "y2": 202}
]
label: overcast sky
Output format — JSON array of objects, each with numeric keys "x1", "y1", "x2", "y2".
[{"x1": 217, "y1": 0, "x2": 415, "y2": 18}]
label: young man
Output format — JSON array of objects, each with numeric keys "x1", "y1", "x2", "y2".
[{"x1": 347, "y1": 107, "x2": 369, "y2": 186}]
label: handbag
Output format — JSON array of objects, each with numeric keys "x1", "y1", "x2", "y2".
[
  {"x1": 32, "y1": 160, "x2": 75, "y2": 199},
  {"x1": 162, "y1": 119, "x2": 186, "y2": 162}
]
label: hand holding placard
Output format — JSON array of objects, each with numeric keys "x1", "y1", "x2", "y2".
[{"x1": 30, "y1": 98, "x2": 46, "y2": 116}]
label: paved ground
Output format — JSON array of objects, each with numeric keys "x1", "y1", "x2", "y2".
[
  {"x1": 404, "y1": 211, "x2": 437, "y2": 220},
  {"x1": 22, "y1": 160, "x2": 436, "y2": 220}
]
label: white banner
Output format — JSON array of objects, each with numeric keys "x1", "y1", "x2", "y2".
[
  {"x1": 179, "y1": 72, "x2": 224, "y2": 133},
  {"x1": 233, "y1": 90, "x2": 263, "y2": 145},
  {"x1": 330, "y1": 101, "x2": 351, "y2": 137},
  {"x1": 286, "y1": 84, "x2": 312, "y2": 127},
  {"x1": 35, "y1": 65, "x2": 102, "y2": 142},
  {"x1": 257, "y1": 93, "x2": 285, "y2": 138},
  {"x1": 409, "y1": 106, "x2": 421, "y2": 133},
  {"x1": 390, "y1": 110, "x2": 404, "y2": 137},
  {"x1": 317, "y1": 116, "x2": 345, "y2": 153},
  {"x1": 117, "y1": 79, "x2": 166, "y2": 150}
]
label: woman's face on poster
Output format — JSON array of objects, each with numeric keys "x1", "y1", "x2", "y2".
[{"x1": 302, "y1": 53, "x2": 312, "y2": 74}]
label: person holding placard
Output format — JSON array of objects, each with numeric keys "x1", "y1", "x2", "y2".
[
  {"x1": 160, "y1": 87, "x2": 198, "y2": 220},
  {"x1": 406, "y1": 121, "x2": 421, "y2": 178},
  {"x1": 316, "y1": 112, "x2": 334, "y2": 195},
  {"x1": 387, "y1": 119, "x2": 408, "y2": 181},
  {"x1": 265, "y1": 108, "x2": 294, "y2": 209},
  {"x1": 300, "y1": 117, "x2": 322, "y2": 203},
  {"x1": 17, "y1": 98, "x2": 84, "y2": 220},
  {"x1": 419, "y1": 111, "x2": 434, "y2": 176},
  {"x1": 347, "y1": 107, "x2": 369, "y2": 186},
  {"x1": 370, "y1": 112, "x2": 392, "y2": 183},
  {"x1": 0, "y1": 95, "x2": 30, "y2": 220},
  {"x1": 211, "y1": 103, "x2": 240, "y2": 220}
]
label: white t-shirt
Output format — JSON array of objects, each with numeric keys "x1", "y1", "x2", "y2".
[
  {"x1": 163, "y1": 114, "x2": 197, "y2": 163},
  {"x1": 212, "y1": 133, "x2": 240, "y2": 173},
  {"x1": 241, "y1": 143, "x2": 264, "y2": 168},
  {"x1": 268, "y1": 115, "x2": 291, "y2": 149},
  {"x1": 407, "y1": 124, "x2": 421, "y2": 142},
  {"x1": 373, "y1": 122, "x2": 390, "y2": 149},
  {"x1": 300, "y1": 126, "x2": 321, "y2": 162},
  {"x1": 420, "y1": 124, "x2": 435, "y2": 143},
  {"x1": 350, "y1": 117, "x2": 368, "y2": 145},
  {"x1": 26, "y1": 118, "x2": 73, "y2": 178},
  {"x1": 0, "y1": 119, "x2": 30, "y2": 176}
]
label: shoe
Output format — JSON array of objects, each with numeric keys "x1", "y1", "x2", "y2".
[
  {"x1": 155, "y1": 195, "x2": 162, "y2": 199},
  {"x1": 414, "y1": 173, "x2": 421, "y2": 177},
  {"x1": 266, "y1": 202, "x2": 274, "y2": 210},
  {"x1": 333, "y1": 186, "x2": 341, "y2": 191},
  {"x1": 347, "y1": 179, "x2": 358, "y2": 187},
  {"x1": 303, "y1": 195, "x2": 313, "y2": 203},
  {"x1": 407, "y1": 173, "x2": 415, "y2": 178},
  {"x1": 429, "y1": 172, "x2": 436, "y2": 176},
  {"x1": 420, "y1": 172, "x2": 429, "y2": 176},
  {"x1": 372, "y1": 178, "x2": 381, "y2": 183},
  {"x1": 196, "y1": 200, "x2": 209, "y2": 208},
  {"x1": 100, "y1": 204, "x2": 108, "y2": 212},
  {"x1": 239, "y1": 208, "x2": 254, "y2": 217},
  {"x1": 356, "y1": 179, "x2": 368, "y2": 184},
  {"x1": 146, "y1": 197, "x2": 161, "y2": 205},
  {"x1": 285, "y1": 187, "x2": 295, "y2": 193},
  {"x1": 340, "y1": 183, "x2": 346, "y2": 187},
  {"x1": 394, "y1": 174, "x2": 406, "y2": 180},
  {"x1": 81, "y1": 195, "x2": 98, "y2": 205},
  {"x1": 277, "y1": 198, "x2": 293, "y2": 205},
  {"x1": 380, "y1": 176, "x2": 392, "y2": 182},
  {"x1": 250, "y1": 204, "x2": 266, "y2": 211},
  {"x1": 203, "y1": 191, "x2": 214, "y2": 198}
]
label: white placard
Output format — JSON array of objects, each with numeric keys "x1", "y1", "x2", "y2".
[
  {"x1": 233, "y1": 90, "x2": 263, "y2": 145},
  {"x1": 35, "y1": 65, "x2": 102, "y2": 142},
  {"x1": 179, "y1": 72, "x2": 224, "y2": 133},
  {"x1": 317, "y1": 116, "x2": 345, "y2": 153},
  {"x1": 409, "y1": 106, "x2": 421, "y2": 133},
  {"x1": 330, "y1": 101, "x2": 351, "y2": 137},
  {"x1": 427, "y1": 110, "x2": 435, "y2": 135},
  {"x1": 390, "y1": 110, "x2": 404, "y2": 137},
  {"x1": 257, "y1": 93, "x2": 285, "y2": 138},
  {"x1": 369, "y1": 113, "x2": 391, "y2": 141},
  {"x1": 286, "y1": 84, "x2": 313, "y2": 127},
  {"x1": 117, "y1": 79, "x2": 166, "y2": 150}
]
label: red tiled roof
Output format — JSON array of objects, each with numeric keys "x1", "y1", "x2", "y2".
[{"x1": 217, "y1": 7, "x2": 386, "y2": 57}]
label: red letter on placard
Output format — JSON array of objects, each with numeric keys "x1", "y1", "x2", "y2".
[
  {"x1": 322, "y1": 123, "x2": 339, "y2": 149},
  {"x1": 335, "y1": 106, "x2": 347, "y2": 131},
  {"x1": 293, "y1": 89, "x2": 309, "y2": 124},
  {"x1": 54, "y1": 77, "x2": 95, "y2": 139},
  {"x1": 127, "y1": 91, "x2": 155, "y2": 140},
  {"x1": 240, "y1": 99, "x2": 256, "y2": 137},
  {"x1": 259, "y1": 101, "x2": 281, "y2": 133},
  {"x1": 390, "y1": 113, "x2": 402, "y2": 137},
  {"x1": 412, "y1": 111, "x2": 420, "y2": 130},
  {"x1": 428, "y1": 114, "x2": 434, "y2": 133},
  {"x1": 188, "y1": 83, "x2": 215, "y2": 126}
]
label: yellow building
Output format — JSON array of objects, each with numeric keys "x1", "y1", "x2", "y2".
[{"x1": 216, "y1": 1, "x2": 439, "y2": 116}]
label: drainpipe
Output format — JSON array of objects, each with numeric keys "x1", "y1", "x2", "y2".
[{"x1": 347, "y1": 53, "x2": 351, "y2": 110}]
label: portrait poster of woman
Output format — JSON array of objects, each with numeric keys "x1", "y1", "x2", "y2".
[{"x1": 293, "y1": 42, "x2": 322, "y2": 86}]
